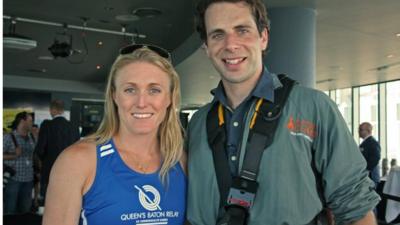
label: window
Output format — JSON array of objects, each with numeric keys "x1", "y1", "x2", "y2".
[
  {"x1": 359, "y1": 84, "x2": 379, "y2": 140},
  {"x1": 336, "y1": 88, "x2": 352, "y2": 132},
  {"x1": 386, "y1": 81, "x2": 400, "y2": 165}
]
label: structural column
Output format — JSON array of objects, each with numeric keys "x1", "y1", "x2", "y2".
[{"x1": 263, "y1": 7, "x2": 316, "y2": 88}]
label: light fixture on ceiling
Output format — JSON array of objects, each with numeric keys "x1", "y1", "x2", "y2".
[
  {"x1": 396, "y1": 33, "x2": 400, "y2": 37},
  {"x1": 387, "y1": 54, "x2": 394, "y2": 58},
  {"x1": 48, "y1": 26, "x2": 74, "y2": 58},
  {"x1": 48, "y1": 40, "x2": 73, "y2": 58},
  {"x1": 48, "y1": 20, "x2": 89, "y2": 64},
  {"x1": 27, "y1": 68, "x2": 47, "y2": 73},
  {"x1": 3, "y1": 19, "x2": 37, "y2": 51},
  {"x1": 115, "y1": 14, "x2": 139, "y2": 22},
  {"x1": 3, "y1": 15, "x2": 147, "y2": 39},
  {"x1": 38, "y1": 55, "x2": 54, "y2": 61}
]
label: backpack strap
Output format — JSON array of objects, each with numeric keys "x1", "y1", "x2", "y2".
[
  {"x1": 206, "y1": 74, "x2": 296, "y2": 225},
  {"x1": 207, "y1": 103, "x2": 232, "y2": 209},
  {"x1": 10, "y1": 133, "x2": 19, "y2": 148},
  {"x1": 240, "y1": 74, "x2": 296, "y2": 180}
]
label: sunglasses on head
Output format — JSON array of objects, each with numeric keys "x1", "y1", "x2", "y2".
[{"x1": 119, "y1": 44, "x2": 171, "y2": 62}]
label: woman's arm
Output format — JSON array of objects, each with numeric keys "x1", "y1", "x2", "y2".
[
  {"x1": 350, "y1": 211, "x2": 376, "y2": 225},
  {"x1": 42, "y1": 141, "x2": 96, "y2": 225}
]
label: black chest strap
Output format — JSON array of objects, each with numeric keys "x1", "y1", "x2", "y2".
[{"x1": 206, "y1": 74, "x2": 296, "y2": 225}]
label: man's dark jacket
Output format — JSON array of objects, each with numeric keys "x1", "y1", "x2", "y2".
[
  {"x1": 35, "y1": 117, "x2": 80, "y2": 191},
  {"x1": 360, "y1": 136, "x2": 381, "y2": 184}
]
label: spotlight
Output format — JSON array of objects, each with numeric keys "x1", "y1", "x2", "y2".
[{"x1": 48, "y1": 40, "x2": 72, "y2": 58}]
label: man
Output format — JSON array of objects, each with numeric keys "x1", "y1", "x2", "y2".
[
  {"x1": 31, "y1": 124, "x2": 39, "y2": 141},
  {"x1": 359, "y1": 122, "x2": 381, "y2": 186},
  {"x1": 34, "y1": 99, "x2": 80, "y2": 200},
  {"x1": 3, "y1": 111, "x2": 35, "y2": 214},
  {"x1": 186, "y1": 0, "x2": 380, "y2": 224}
]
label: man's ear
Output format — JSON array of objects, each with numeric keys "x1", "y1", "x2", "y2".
[
  {"x1": 260, "y1": 28, "x2": 269, "y2": 51},
  {"x1": 202, "y1": 43, "x2": 210, "y2": 57}
]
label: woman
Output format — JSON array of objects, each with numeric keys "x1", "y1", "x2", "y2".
[{"x1": 43, "y1": 45, "x2": 186, "y2": 225}]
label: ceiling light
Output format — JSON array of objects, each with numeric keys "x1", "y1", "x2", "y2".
[
  {"x1": 96, "y1": 65, "x2": 102, "y2": 70},
  {"x1": 104, "y1": 6, "x2": 114, "y2": 11},
  {"x1": 115, "y1": 14, "x2": 139, "y2": 22},
  {"x1": 387, "y1": 54, "x2": 394, "y2": 58},
  {"x1": 329, "y1": 65, "x2": 343, "y2": 71},
  {"x1": 3, "y1": 20, "x2": 37, "y2": 51},
  {"x1": 4, "y1": 34, "x2": 37, "y2": 50},
  {"x1": 28, "y1": 68, "x2": 47, "y2": 73},
  {"x1": 38, "y1": 56, "x2": 54, "y2": 61},
  {"x1": 396, "y1": 33, "x2": 400, "y2": 37},
  {"x1": 97, "y1": 41, "x2": 103, "y2": 46}
]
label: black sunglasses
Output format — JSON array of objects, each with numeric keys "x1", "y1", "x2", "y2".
[{"x1": 119, "y1": 44, "x2": 171, "y2": 62}]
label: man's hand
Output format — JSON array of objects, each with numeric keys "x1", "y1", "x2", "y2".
[
  {"x1": 3, "y1": 147, "x2": 22, "y2": 160},
  {"x1": 15, "y1": 147, "x2": 22, "y2": 157}
]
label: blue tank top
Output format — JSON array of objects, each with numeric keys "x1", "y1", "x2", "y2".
[{"x1": 81, "y1": 139, "x2": 187, "y2": 225}]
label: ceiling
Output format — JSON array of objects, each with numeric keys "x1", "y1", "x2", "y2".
[{"x1": 3, "y1": 0, "x2": 400, "y2": 108}]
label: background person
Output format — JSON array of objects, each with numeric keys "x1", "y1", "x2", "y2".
[
  {"x1": 3, "y1": 111, "x2": 35, "y2": 214},
  {"x1": 34, "y1": 99, "x2": 80, "y2": 201},
  {"x1": 42, "y1": 45, "x2": 187, "y2": 225},
  {"x1": 359, "y1": 122, "x2": 381, "y2": 187}
]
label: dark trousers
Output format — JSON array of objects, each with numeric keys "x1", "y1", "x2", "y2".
[
  {"x1": 3, "y1": 180, "x2": 33, "y2": 214},
  {"x1": 40, "y1": 178, "x2": 48, "y2": 204}
]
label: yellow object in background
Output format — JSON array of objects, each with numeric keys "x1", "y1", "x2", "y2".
[{"x1": 3, "y1": 108, "x2": 33, "y2": 133}]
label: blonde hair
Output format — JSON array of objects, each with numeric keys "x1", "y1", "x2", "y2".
[{"x1": 91, "y1": 47, "x2": 183, "y2": 182}]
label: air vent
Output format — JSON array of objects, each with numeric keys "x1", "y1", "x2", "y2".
[
  {"x1": 316, "y1": 78, "x2": 335, "y2": 84},
  {"x1": 132, "y1": 7, "x2": 162, "y2": 18}
]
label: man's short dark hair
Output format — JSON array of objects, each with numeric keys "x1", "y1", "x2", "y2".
[
  {"x1": 195, "y1": 0, "x2": 270, "y2": 42},
  {"x1": 10, "y1": 111, "x2": 31, "y2": 130},
  {"x1": 50, "y1": 99, "x2": 65, "y2": 111}
]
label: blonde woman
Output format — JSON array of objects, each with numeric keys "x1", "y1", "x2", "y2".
[{"x1": 43, "y1": 45, "x2": 186, "y2": 225}]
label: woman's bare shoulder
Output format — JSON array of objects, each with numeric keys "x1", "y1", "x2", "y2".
[
  {"x1": 64, "y1": 138, "x2": 96, "y2": 155},
  {"x1": 55, "y1": 138, "x2": 97, "y2": 169}
]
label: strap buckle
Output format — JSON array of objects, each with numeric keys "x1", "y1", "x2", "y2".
[{"x1": 227, "y1": 177, "x2": 258, "y2": 209}]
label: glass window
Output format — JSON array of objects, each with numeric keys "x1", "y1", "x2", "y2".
[
  {"x1": 336, "y1": 88, "x2": 352, "y2": 132},
  {"x1": 386, "y1": 80, "x2": 400, "y2": 166},
  {"x1": 359, "y1": 84, "x2": 379, "y2": 140}
]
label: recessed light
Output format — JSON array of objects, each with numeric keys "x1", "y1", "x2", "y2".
[
  {"x1": 387, "y1": 54, "x2": 394, "y2": 58},
  {"x1": 96, "y1": 65, "x2": 101, "y2": 70},
  {"x1": 329, "y1": 65, "x2": 343, "y2": 71},
  {"x1": 97, "y1": 41, "x2": 103, "y2": 46},
  {"x1": 115, "y1": 14, "x2": 139, "y2": 22},
  {"x1": 28, "y1": 68, "x2": 47, "y2": 73},
  {"x1": 104, "y1": 6, "x2": 114, "y2": 11},
  {"x1": 396, "y1": 33, "x2": 400, "y2": 37}
]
